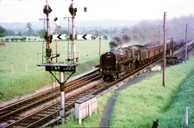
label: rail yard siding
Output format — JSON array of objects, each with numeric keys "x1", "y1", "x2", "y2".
[{"x1": 109, "y1": 56, "x2": 194, "y2": 127}]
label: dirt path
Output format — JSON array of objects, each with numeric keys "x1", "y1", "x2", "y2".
[{"x1": 99, "y1": 70, "x2": 155, "y2": 127}]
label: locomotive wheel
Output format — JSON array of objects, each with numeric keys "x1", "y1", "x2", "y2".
[
  {"x1": 128, "y1": 63, "x2": 132, "y2": 72},
  {"x1": 103, "y1": 75, "x2": 107, "y2": 81},
  {"x1": 113, "y1": 74, "x2": 118, "y2": 80},
  {"x1": 132, "y1": 63, "x2": 136, "y2": 70}
]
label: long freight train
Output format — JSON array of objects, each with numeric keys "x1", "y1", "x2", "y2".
[{"x1": 100, "y1": 39, "x2": 184, "y2": 80}]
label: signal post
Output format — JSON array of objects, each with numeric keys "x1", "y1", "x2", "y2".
[{"x1": 38, "y1": 0, "x2": 79, "y2": 124}]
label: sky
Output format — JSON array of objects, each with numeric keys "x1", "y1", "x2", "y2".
[{"x1": 0, "y1": 0, "x2": 194, "y2": 23}]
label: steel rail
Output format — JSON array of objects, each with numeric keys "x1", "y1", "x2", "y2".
[{"x1": 3, "y1": 80, "x2": 105, "y2": 128}]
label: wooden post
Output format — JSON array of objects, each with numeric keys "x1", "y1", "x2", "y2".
[
  {"x1": 186, "y1": 107, "x2": 188, "y2": 126},
  {"x1": 12, "y1": 65, "x2": 13, "y2": 75},
  {"x1": 38, "y1": 61, "x2": 39, "y2": 70},
  {"x1": 26, "y1": 63, "x2": 28, "y2": 71},
  {"x1": 185, "y1": 23, "x2": 188, "y2": 62},
  {"x1": 163, "y1": 12, "x2": 166, "y2": 87},
  {"x1": 89, "y1": 104, "x2": 91, "y2": 116}
]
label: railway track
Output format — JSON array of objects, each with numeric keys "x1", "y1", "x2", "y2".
[
  {"x1": 0, "y1": 41, "x2": 193, "y2": 127},
  {"x1": 0, "y1": 68, "x2": 101, "y2": 127},
  {"x1": 167, "y1": 41, "x2": 194, "y2": 64}
]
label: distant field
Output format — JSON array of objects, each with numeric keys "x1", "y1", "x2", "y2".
[
  {"x1": 0, "y1": 38, "x2": 110, "y2": 78},
  {"x1": 0, "y1": 36, "x2": 147, "y2": 100},
  {"x1": 0, "y1": 38, "x2": 110, "y2": 100}
]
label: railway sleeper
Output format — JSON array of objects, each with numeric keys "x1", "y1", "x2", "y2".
[
  {"x1": 46, "y1": 109, "x2": 59, "y2": 113},
  {"x1": 32, "y1": 115, "x2": 45, "y2": 120},
  {"x1": 16, "y1": 124, "x2": 29, "y2": 127},
  {"x1": 23, "y1": 118, "x2": 38, "y2": 123},
  {"x1": 9, "y1": 115, "x2": 22, "y2": 120}
]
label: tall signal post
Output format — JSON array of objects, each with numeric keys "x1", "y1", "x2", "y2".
[
  {"x1": 69, "y1": 0, "x2": 87, "y2": 63},
  {"x1": 163, "y1": 12, "x2": 166, "y2": 87},
  {"x1": 45, "y1": 0, "x2": 52, "y2": 63},
  {"x1": 38, "y1": 1, "x2": 79, "y2": 124}
]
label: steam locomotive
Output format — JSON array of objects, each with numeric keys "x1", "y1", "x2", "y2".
[{"x1": 100, "y1": 39, "x2": 184, "y2": 80}]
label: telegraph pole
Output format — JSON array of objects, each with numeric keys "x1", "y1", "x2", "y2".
[
  {"x1": 185, "y1": 23, "x2": 188, "y2": 62},
  {"x1": 163, "y1": 12, "x2": 166, "y2": 87},
  {"x1": 99, "y1": 27, "x2": 101, "y2": 56}
]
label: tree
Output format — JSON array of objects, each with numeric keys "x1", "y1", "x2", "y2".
[
  {"x1": 18, "y1": 31, "x2": 22, "y2": 36},
  {"x1": 0, "y1": 26, "x2": 6, "y2": 37},
  {"x1": 5, "y1": 29, "x2": 15, "y2": 36},
  {"x1": 15, "y1": 38, "x2": 19, "y2": 42},
  {"x1": 103, "y1": 35, "x2": 108, "y2": 40},
  {"x1": 52, "y1": 26, "x2": 68, "y2": 35},
  {"x1": 5, "y1": 38, "x2": 9, "y2": 42},
  {"x1": 10, "y1": 38, "x2": 15, "y2": 42},
  {"x1": 20, "y1": 37, "x2": 26, "y2": 41},
  {"x1": 91, "y1": 35, "x2": 96, "y2": 40},
  {"x1": 26, "y1": 22, "x2": 33, "y2": 36},
  {"x1": 38, "y1": 29, "x2": 46, "y2": 38},
  {"x1": 94, "y1": 30, "x2": 99, "y2": 37}
]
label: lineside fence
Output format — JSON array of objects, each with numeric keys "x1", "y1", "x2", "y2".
[{"x1": 0, "y1": 48, "x2": 109, "y2": 78}]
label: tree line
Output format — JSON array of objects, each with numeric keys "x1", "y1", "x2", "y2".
[{"x1": 0, "y1": 22, "x2": 118, "y2": 41}]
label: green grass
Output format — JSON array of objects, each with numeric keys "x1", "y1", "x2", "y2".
[
  {"x1": 54, "y1": 91, "x2": 114, "y2": 128},
  {"x1": 0, "y1": 39, "x2": 110, "y2": 78},
  {"x1": 0, "y1": 38, "x2": 110, "y2": 100},
  {"x1": 53, "y1": 57, "x2": 194, "y2": 128},
  {"x1": 158, "y1": 72, "x2": 194, "y2": 127},
  {"x1": 0, "y1": 70, "x2": 51, "y2": 100},
  {"x1": 109, "y1": 56, "x2": 194, "y2": 128}
]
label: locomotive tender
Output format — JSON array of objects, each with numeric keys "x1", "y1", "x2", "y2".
[{"x1": 100, "y1": 39, "x2": 184, "y2": 80}]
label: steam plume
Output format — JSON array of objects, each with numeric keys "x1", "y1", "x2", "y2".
[{"x1": 109, "y1": 15, "x2": 194, "y2": 50}]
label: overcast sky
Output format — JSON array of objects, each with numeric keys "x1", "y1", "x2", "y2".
[{"x1": 0, "y1": 0, "x2": 194, "y2": 23}]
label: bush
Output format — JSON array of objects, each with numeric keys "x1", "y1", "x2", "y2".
[
  {"x1": 103, "y1": 35, "x2": 108, "y2": 40},
  {"x1": 15, "y1": 38, "x2": 19, "y2": 42},
  {"x1": 5, "y1": 38, "x2": 9, "y2": 42},
  {"x1": 91, "y1": 35, "x2": 96, "y2": 40},
  {"x1": 20, "y1": 37, "x2": 26, "y2": 41},
  {"x1": 10, "y1": 38, "x2": 15, "y2": 42}
]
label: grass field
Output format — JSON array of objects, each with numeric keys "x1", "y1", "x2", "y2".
[
  {"x1": 53, "y1": 56, "x2": 194, "y2": 128},
  {"x1": 109, "y1": 56, "x2": 194, "y2": 127},
  {"x1": 0, "y1": 38, "x2": 110, "y2": 100}
]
